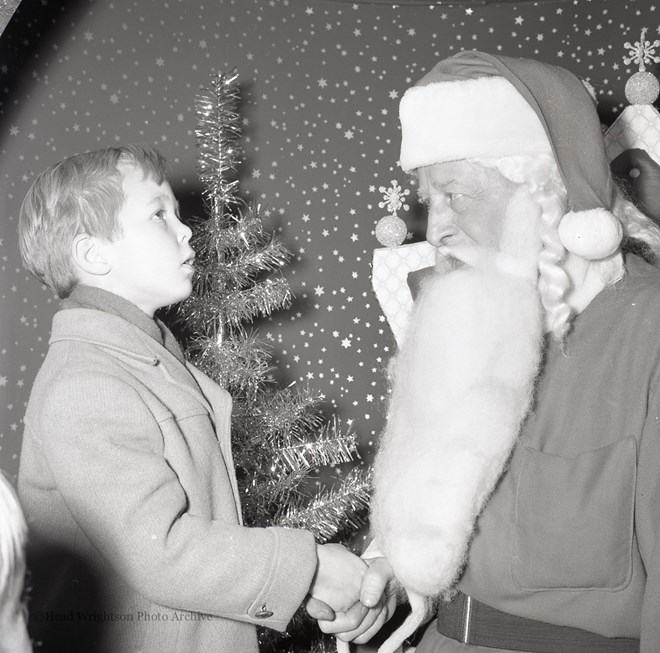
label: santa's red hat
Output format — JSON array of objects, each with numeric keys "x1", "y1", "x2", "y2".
[{"x1": 399, "y1": 51, "x2": 622, "y2": 260}]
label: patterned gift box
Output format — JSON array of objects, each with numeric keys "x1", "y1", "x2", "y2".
[{"x1": 371, "y1": 241, "x2": 435, "y2": 347}]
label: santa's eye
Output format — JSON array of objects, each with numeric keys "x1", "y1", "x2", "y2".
[{"x1": 448, "y1": 192, "x2": 464, "y2": 202}]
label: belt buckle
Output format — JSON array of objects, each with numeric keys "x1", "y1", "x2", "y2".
[{"x1": 461, "y1": 595, "x2": 474, "y2": 644}]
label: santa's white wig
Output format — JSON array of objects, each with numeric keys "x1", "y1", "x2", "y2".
[
  {"x1": 476, "y1": 152, "x2": 660, "y2": 340},
  {"x1": 472, "y1": 153, "x2": 573, "y2": 340}
]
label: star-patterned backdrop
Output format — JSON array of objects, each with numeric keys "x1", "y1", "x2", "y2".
[{"x1": 0, "y1": 0, "x2": 658, "y2": 482}]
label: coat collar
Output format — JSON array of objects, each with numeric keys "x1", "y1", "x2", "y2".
[
  {"x1": 49, "y1": 308, "x2": 215, "y2": 418},
  {"x1": 62, "y1": 285, "x2": 187, "y2": 364}
]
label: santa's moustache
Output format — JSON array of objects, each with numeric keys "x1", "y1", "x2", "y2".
[{"x1": 370, "y1": 220, "x2": 545, "y2": 652}]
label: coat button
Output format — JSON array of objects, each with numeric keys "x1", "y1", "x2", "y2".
[{"x1": 255, "y1": 605, "x2": 273, "y2": 619}]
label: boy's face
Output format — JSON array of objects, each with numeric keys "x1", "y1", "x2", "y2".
[{"x1": 101, "y1": 163, "x2": 195, "y2": 316}]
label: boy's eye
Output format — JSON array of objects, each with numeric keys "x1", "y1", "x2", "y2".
[{"x1": 153, "y1": 209, "x2": 166, "y2": 221}]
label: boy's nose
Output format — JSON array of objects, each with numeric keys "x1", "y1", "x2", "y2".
[
  {"x1": 426, "y1": 199, "x2": 455, "y2": 247},
  {"x1": 178, "y1": 220, "x2": 193, "y2": 243}
]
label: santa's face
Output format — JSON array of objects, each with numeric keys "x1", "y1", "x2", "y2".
[{"x1": 417, "y1": 159, "x2": 519, "y2": 256}]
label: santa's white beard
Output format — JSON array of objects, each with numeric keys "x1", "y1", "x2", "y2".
[{"x1": 371, "y1": 259, "x2": 543, "y2": 600}]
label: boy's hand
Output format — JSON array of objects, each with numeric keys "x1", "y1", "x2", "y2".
[
  {"x1": 304, "y1": 596, "x2": 335, "y2": 621},
  {"x1": 308, "y1": 543, "x2": 367, "y2": 614}
]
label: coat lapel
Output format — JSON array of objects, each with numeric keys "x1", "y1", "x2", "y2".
[{"x1": 187, "y1": 366, "x2": 243, "y2": 522}]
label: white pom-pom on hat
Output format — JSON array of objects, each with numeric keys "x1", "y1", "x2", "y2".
[{"x1": 558, "y1": 209, "x2": 623, "y2": 260}]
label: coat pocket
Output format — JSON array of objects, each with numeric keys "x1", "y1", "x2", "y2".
[{"x1": 512, "y1": 437, "x2": 636, "y2": 591}]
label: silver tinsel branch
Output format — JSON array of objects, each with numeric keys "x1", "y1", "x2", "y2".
[
  {"x1": 222, "y1": 278, "x2": 292, "y2": 327},
  {"x1": 278, "y1": 466, "x2": 373, "y2": 543},
  {"x1": 239, "y1": 385, "x2": 326, "y2": 440},
  {"x1": 186, "y1": 331, "x2": 272, "y2": 397},
  {"x1": 274, "y1": 416, "x2": 358, "y2": 473},
  {"x1": 224, "y1": 236, "x2": 292, "y2": 284},
  {"x1": 183, "y1": 276, "x2": 291, "y2": 332},
  {"x1": 192, "y1": 213, "x2": 292, "y2": 287},
  {"x1": 232, "y1": 392, "x2": 367, "y2": 537},
  {"x1": 195, "y1": 68, "x2": 243, "y2": 222}
]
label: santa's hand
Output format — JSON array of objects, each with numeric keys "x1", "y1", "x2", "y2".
[
  {"x1": 360, "y1": 556, "x2": 395, "y2": 608},
  {"x1": 321, "y1": 557, "x2": 397, "y2": 643},
  {"x1": 336, "y1": 600, "x2": 392, "y2": 645},
  {"x1": 317, "y1": 599, "x2": 376, "y2": 636}
]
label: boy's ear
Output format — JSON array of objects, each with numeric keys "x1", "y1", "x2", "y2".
[{"x1": 71, "y1": 234, "x2": 111, "y2": 276}]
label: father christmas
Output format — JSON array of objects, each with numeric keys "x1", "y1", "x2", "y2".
[{"x1": 343, "y1": 52, "x2": 660, "y2": 653}]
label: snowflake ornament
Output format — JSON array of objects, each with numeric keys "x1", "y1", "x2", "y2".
[
  {"x1": 624, "y1": 28, "x2": 660, "y2": 72},
  {"x1": 375, "y1": 180, "x2": 409, "y2": 247},
  {"x1": 623, "y1": 28, "x2": 660, "y2": 105},
  {"x1": 378, "y1": 180, "x2": 410, "y2": 214}
]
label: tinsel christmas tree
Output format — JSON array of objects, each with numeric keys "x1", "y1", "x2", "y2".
[{"x1": 175, "y1": 69, "x2": 372, "y2": 653}]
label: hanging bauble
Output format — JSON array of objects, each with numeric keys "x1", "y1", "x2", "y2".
[
  {"x1": 622, "y1": 28, "x2": 660, "y2": 104},
  {"x1": 625, "y1": 71, "x2": 660, "y2": 105},
  {"x1": 375, "y1": 214, "x2": 407, "y2": 247}
]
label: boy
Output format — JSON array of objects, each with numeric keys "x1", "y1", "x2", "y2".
[{"x1": 17, "y1": 145, "x2": 374, "y2": 652}]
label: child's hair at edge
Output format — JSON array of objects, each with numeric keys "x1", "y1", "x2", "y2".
[
  {"x1": 18, "y1": 144, "x2": 169, "y2": 299},
  {"x1": 0, "y1": 472, "x2": 27, "y2": 608}
]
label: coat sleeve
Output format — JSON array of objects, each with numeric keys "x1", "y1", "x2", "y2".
[
  {"x1": 38, "y1": 370, "x2": 318, "y2": 631},
  {"x1": 636, "y1": 365, "x2": 660, "y2": 653}
]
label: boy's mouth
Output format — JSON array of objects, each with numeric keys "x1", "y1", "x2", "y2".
[{"x1": 182, "y1": 253, "x2": 196, "y2": 270}]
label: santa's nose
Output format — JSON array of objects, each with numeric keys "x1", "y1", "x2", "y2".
[{"x1": 426, "y1": 199, "x2": 455, "y2": 247}]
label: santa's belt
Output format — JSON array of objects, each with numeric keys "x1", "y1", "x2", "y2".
[{"x1": 436, "y1": 592, "x2": 639, "y2": 652}]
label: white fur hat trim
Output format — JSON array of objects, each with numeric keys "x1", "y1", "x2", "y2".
[{"x1": 399, "y1": 76, "x2": 552, "y2": 173}]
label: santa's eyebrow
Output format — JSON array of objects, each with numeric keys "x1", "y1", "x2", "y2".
[
  {"x1": 432, "y1": 176, "x2": 466, "y2": 189},
  {"x1": 431, "y1": 180, "x2": 465, "y2": 194},
  {"x1": 445, "y1": 178, "x2": 479, "y2": 193}
]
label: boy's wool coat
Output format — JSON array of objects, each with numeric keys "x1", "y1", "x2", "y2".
[{"x1": 19, "y1": 303, "x2": 317, "y2": 653}]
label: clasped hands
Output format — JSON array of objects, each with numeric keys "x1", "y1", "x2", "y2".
[{"x1": 305, "y1": 543, "x2": 396, "y2": 645}]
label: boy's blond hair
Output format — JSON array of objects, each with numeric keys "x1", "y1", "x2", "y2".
[{"x1": 18, "y1": 144, "x2": 168, "y2": 298}]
